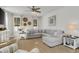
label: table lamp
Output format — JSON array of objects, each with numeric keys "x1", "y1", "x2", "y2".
[{"x1": 67, "y1": 23, "x2": 78, "y2": 35}]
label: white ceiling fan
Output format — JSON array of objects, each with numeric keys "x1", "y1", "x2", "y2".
[{"x1": 25, "y1": 6, "x2": 41, "y2": 13}]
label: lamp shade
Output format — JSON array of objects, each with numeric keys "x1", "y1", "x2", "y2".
[{"x1": 67, "y1": 23, "x2": 78, "y2": 31}]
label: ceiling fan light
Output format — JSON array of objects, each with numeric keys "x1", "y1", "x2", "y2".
[
  {"x1": 32, "y1": 11, "x2": 36, "y2": 14},
  {"x1": 32, "y1": 11, "x2": 39, "y2": 16}
]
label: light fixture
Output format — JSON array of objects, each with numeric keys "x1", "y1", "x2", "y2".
[
  {"x1": 66, "y1": 22, "x2": 78, "y2": 35},
  {"x1": 33, "y1": 26, "x2": 37, "y2": 29},
  {"x1": 67, "y1": 23, "x2": 78, "y2": 31},
  {"x1": 32, "y1": 11, "x2": 40, "y2": 16}
]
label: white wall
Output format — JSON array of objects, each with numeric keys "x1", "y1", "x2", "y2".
[
  {"x1": 37, "y1": 16, "x2": 42, "y2": 30},
  {"x1": 13, "y1": 14, "x2": 42, "y2": 30},
  {"x1": 5, "y1": 11, "x2": 14, "y2": 37},
  {"x1": 5, "y1": 12, "x2": 42, "y2": 38},
  {"x1": 41, "y1": 7, "x2": 79, "y2": 35}
]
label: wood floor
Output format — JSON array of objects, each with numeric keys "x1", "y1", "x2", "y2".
[{"x1": 18, "y1": 38, "x2": 79, "y2": 53}]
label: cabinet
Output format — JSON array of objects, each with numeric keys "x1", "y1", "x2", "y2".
[{"x1": 0, "y1": 30, "x2": 9, "y2": 43}]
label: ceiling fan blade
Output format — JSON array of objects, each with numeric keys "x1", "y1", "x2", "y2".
[
  {"x1": 35, "y1": 8, "x2": 40, "y2": 10},
  {"x1": 36, "y1": 11, "x2": 41, "y2": 13},
  {"x1": 25, "y1": 6, "x2": 41, "y2": 13},
  {"x1": 32, "y1": 6, "x2": 35, "y2": 9}
]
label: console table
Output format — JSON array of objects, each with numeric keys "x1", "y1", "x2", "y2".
[
  {"x1": 63, "y1": 35, "x2": 79, "y2": 49},
  {"x1": 19, "y1": 31, "x2": 27, "y2": 40}
]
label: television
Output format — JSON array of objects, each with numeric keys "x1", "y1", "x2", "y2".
[{"x1": 0, "y1": 8, "x2": 5, "y2": 25}]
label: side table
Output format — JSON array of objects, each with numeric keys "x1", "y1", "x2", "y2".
[{"x1": 63, "y1": 35, "x2": 79, "y2": 49}]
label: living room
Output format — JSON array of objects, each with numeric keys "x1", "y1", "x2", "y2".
[{"x1": 0, "y1": 6, "x2": 79, "y2": 53}]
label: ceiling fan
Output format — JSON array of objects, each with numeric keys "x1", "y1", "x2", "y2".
[{"x1": 26, "y1": 6, "x2": 41, "y2": 13}]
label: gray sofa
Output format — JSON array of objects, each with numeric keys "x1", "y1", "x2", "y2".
[
  {"x1": 42, "y1": 30, "x2": 64, "y2": 47},
  {"x1": 27, "y1": 29, "x2": 42, "y2": 39}
]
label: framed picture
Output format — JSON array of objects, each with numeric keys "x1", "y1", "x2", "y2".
[
  {"x1": 48, "y1": 15, "x2": 56, "y2": 26},
  {"x1": 33, "y1": 19, "x2": 37, "y2": 26},
  {"x1": 28, "y1": 21, "x2": 31, "y2": 25},
  {"x1": 23, "y1": 23, "x2": 27, "y2": 26},
  {"x1": 23, "y1": 17, "x2": 28, "y2": 22},
  {"x1": 14, "y1": 17, "x2": 20, "y2": 26}
]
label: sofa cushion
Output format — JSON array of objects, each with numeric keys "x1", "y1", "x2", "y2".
[
  {"x1": 45, "y1": 30, "x2": 63, "y2": 37},
  {"x1": 45, "y1": 30, "x2": 56, "y2": 36},
  {"x1": 27, "y1": 29, "x2": 39, "y2": 34},
  {"x1": 43, "y1": 36, "x2": 61, "y2": 42},
  {"x1": 54, "y1": 30, "x2": 63, "y2": 37}
]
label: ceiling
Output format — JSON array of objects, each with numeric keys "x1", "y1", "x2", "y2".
[{"x1": 1, "y1": 6, "x2": 64, "y2": 16}]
